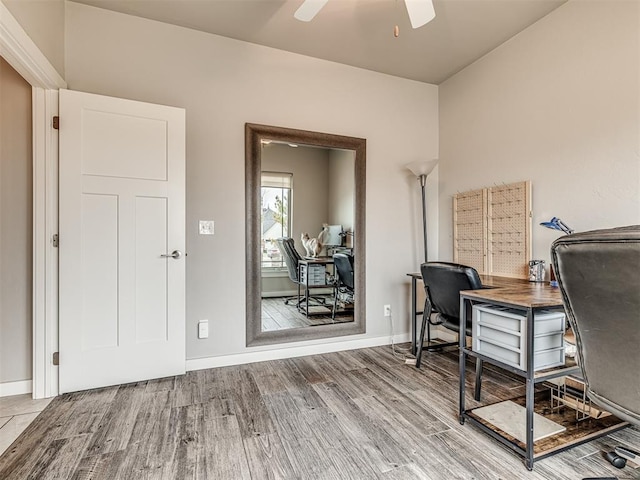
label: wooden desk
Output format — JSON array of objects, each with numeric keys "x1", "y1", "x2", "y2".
[
  {"x1": 406, "y1": 272, "x2": 528, "y2": 355},
  {"x1": 458, "y1": 283, "x2": 627, "y2": 470}
]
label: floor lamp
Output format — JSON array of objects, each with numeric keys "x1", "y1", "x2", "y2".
[{"x1": 406, "y1": 159, "x2": 439, "y2": 262}]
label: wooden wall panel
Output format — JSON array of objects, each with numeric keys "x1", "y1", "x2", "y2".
[
  {"x1": 487, "y1": 181, "x2": 531, "y2": 278},
  {"x1": 454, "y1": 181, "x2": 531, "y2": 278},
  {"x1": 453, "y1": 188, "x2": 486, "y2": 273}
]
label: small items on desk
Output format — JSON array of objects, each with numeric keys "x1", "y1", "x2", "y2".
[
  {"x1": 549, "y1": 264, "x2": 558, "y2": 288},
  {"x1": 528, "y1": 260, "x2": 545, "y2": 282}
]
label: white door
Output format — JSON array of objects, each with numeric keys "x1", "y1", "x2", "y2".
[{"x1": 58, "y1": 89, "x2": 186, "y2": 393}]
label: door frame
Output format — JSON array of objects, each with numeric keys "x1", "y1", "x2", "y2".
[{"x1": 0, "y1": 2, "x2": 66, "y2": 398}]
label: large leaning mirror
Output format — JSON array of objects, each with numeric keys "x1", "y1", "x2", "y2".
[{"x1": 246, "y1": 123, "x2": 366, "y2": 346}]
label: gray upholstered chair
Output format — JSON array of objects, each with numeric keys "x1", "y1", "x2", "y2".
[
  {"x1": 552, "y1": 225, "x2": 640, "y2": 470},
  {"x1": 275, "y1": 237, "x2": 326, "y2": 308}
]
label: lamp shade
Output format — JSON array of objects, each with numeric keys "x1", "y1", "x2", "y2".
[{"x1": 406, "y1": 159, "x2": 438, "y2": 177}]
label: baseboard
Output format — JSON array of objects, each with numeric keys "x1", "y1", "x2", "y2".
[
  {"x1": 186, "y1": 332, "x2": 412, "y2": 371},
  {"x1": 261, "y1": 289, "x2": 332, "y2": 298},
  {"x1": 0, "y1": 379, "x2": 32, "y2": 397},
  {"x1": 260, "y1": 291, "x2": 297, "y2": 298},
  {"x1": 433, "y1": 326, "x2": 457, "y2": 342}
]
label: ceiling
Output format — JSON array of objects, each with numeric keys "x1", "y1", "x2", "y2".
[{"x1": 69, "y1": 0, "x2": 567, "y2": 85}]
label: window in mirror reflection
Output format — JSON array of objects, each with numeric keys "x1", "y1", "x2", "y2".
[{"x1": 261, "y1": 171, "x2": 292, "y2": 270}]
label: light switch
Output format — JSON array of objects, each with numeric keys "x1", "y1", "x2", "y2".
[
  {"x1": 198, "y1": 320, "x2": 209, "y2": 339},
  {"x1": 199, "y1": 220, "x2": 214, "y2": 235}
]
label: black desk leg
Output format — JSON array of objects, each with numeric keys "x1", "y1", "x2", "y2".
[
  {"x1": 411, "y1": 276, "x2": 418, "y2": 355},
  {"x1": 458, "y1": 296, "x2": 467, "y2": 424},
  {"x1": 525, "y1": 308, "x2": 535, "y2": 471}
]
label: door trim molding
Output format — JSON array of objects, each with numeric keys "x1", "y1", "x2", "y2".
[
  {"x1": 0, "y1": 2, "x2": 65, "y2": 89},
  {"x1": 32, "y1": 88, "x2": 60, "y2": 398},
  {"x1": 0, "y1": 3, "x2": 66, "y2": 398}
]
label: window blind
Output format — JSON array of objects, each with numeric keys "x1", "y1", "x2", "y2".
[{"x1": 261, "y1": 171, "x2": 293, "y2": 189}]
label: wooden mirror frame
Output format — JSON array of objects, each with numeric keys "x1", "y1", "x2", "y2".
[{"x1": 245, "y1": 123, "x2": 366, "y2": 346}]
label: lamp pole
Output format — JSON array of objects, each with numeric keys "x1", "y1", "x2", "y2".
[
  {"x1": 406, "y1": 159, "x2": 438, "y2": 264},
  {"x1": 419, "y1": 174, "x2": 428, "y2": 262}
]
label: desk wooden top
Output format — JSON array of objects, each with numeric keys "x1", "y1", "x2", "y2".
[
  {"x1": 462, "y1": 283, "x2": 563, "y2": 308},
  {"x1": 407, "y1": 272, "x2": 528, "y2": 287},
  {"x1": 299, "y1": 256, "x2": 334, "y2": 264},
  {"x1": 407, "y1": 272, "x2": 562, "y2": 308}
]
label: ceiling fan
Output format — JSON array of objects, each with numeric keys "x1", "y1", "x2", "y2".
[{"x1": 294, "y1": 0, "x2": 436, "y2": 29}]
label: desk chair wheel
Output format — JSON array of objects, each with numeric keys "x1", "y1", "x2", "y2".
[{"x1": 605, "y1": 451, "x2": 626, "y2": 469}]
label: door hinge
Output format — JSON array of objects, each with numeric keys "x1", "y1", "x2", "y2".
[
  {"x1": 53, "y1": 116, "x2": 59, "y2": 130},
  {"x1": 53, "y1": 352, "x2": 59, "y2": 366},
  {"x1": 52, "y1": 234, "x2": 59, "y2": 248}
]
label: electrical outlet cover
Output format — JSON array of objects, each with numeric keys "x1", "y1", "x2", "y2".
[{"x1": 198, "y1": 320, "x2": 209, "y2": 339}]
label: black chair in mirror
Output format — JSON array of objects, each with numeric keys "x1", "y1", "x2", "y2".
[
  {"x1": 332, "y1": 253, "x2": 354, "y2": 320},
  {"x1": 275, "y1": 237, "x2": 327, "y2": 309}
]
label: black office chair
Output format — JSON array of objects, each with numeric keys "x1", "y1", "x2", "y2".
[
  {"x1": 332, "y1": 253, "x2": 354, "y2": 320},
  {"x1": 276, "y1": 237, "x2": 325, "y2": 308},
  {"x1": 552, "y1": 226, "x2": 640, "y2": 474},
  {"x1": 416, "y1": 262, "x2": 484, "y2": 400}
]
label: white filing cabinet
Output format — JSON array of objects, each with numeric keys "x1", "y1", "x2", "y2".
[
  {"x1": 299, "y1": 263, "x2": 327, "y2": 286},
  {"x1": 472, "y1": 304, "x2": 565, "y2": 371}
]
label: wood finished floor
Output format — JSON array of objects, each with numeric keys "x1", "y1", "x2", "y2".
[
  {"x1": 262, "y1": 296, "x2": 353, "y2": 331},
  {"x1": 0, "y1": 345, "x2": 638, "y2": 480}
]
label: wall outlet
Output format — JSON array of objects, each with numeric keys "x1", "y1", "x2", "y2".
[
  {"x1": 198, "y1": 320, "x2": 209, "y2": 339},
  {"x1": 384, "y1": 304, "x2": 391, "y2": 317}
]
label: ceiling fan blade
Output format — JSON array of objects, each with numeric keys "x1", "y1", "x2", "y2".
[
  {"x1": 294, "y1": 0, "x2": 329, "y2": 22},
  {"x1": 404, "y1": 0, "x2": 436, "y2": 29}
]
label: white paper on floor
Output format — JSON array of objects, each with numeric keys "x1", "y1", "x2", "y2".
[{"x1": 473, "y1": 400, "x2": 566, "y2": 443}]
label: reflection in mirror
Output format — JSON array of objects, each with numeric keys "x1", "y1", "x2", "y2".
[
  {"x1": 246, "y1": 124, "x2": 366, "y2": 347},
  {"x1": 261, "y1": 143, "x2": 355, "y2": 331}
]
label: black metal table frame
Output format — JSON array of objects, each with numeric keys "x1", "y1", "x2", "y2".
[
  {"x1": 408, "y1": 274, "x2": 422, "y2": 355},
  {"x1": 297, "y1": 258, "x2": 334, "y2": 317},
  {"x1": 458, "y1": 293, "x2": 585, "y2": 471}
]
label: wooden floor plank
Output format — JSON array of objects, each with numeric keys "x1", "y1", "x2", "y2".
[
  {"x1": 278, "y1": 359, "x2": 328, "y2": 411},
  {"x1": 263, "y1": 392, "x2": 343, "y2": 479},
  {"x1": 0, "y1": 344, "x2": 637, "y2": 480},
  {"x1": 70, "y1": 450, "x2": 127, "y2": 480},
  {"x1": 196, "y1": 407, "x2": 251, "y2": 480},
  {"x1": 379, "y1": 463, "x2": 435, "y2": 480},
  {"x1": 27, "y1": 434, "x2": 92, "y2": 480},
  {"x1": 84, "y1": 382, "x2": 148, "y2": 457},
  {"x1": 230, "y1": 367, "x2": 277, "y2": 439},
  {"x1": 0, "y1": 395, "x2": 76, "y2": 479},
  {"x1": 311, "y1": 382, "x2": 414, "y2": 474},
  {"x1": 53, "y1": 387, "x2": 119, "y2": 441},
  {"x1": 242, "y1": 433, "x2": 296, "y2": 480}
]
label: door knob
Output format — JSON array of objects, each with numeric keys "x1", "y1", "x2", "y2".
[{"x1": 160, "y1": 250, "x2": 182, "y2": 259}]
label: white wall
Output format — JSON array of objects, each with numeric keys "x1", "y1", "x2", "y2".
[
  {"x1": 2, "y1": 0, "x2": 65, "y2": 78},
  {"x1": 65, "y1": 2, "x2": 439, "y2": 360},
  {"x1": 328, "y1": 149, "x2": 355, "y2": 232},
  {"x1": 439, "y1": 0, "x2": 639, "y2": 271},
  {"x1": 0, "y1": 57, "x2": 32, "y2": 383}
]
